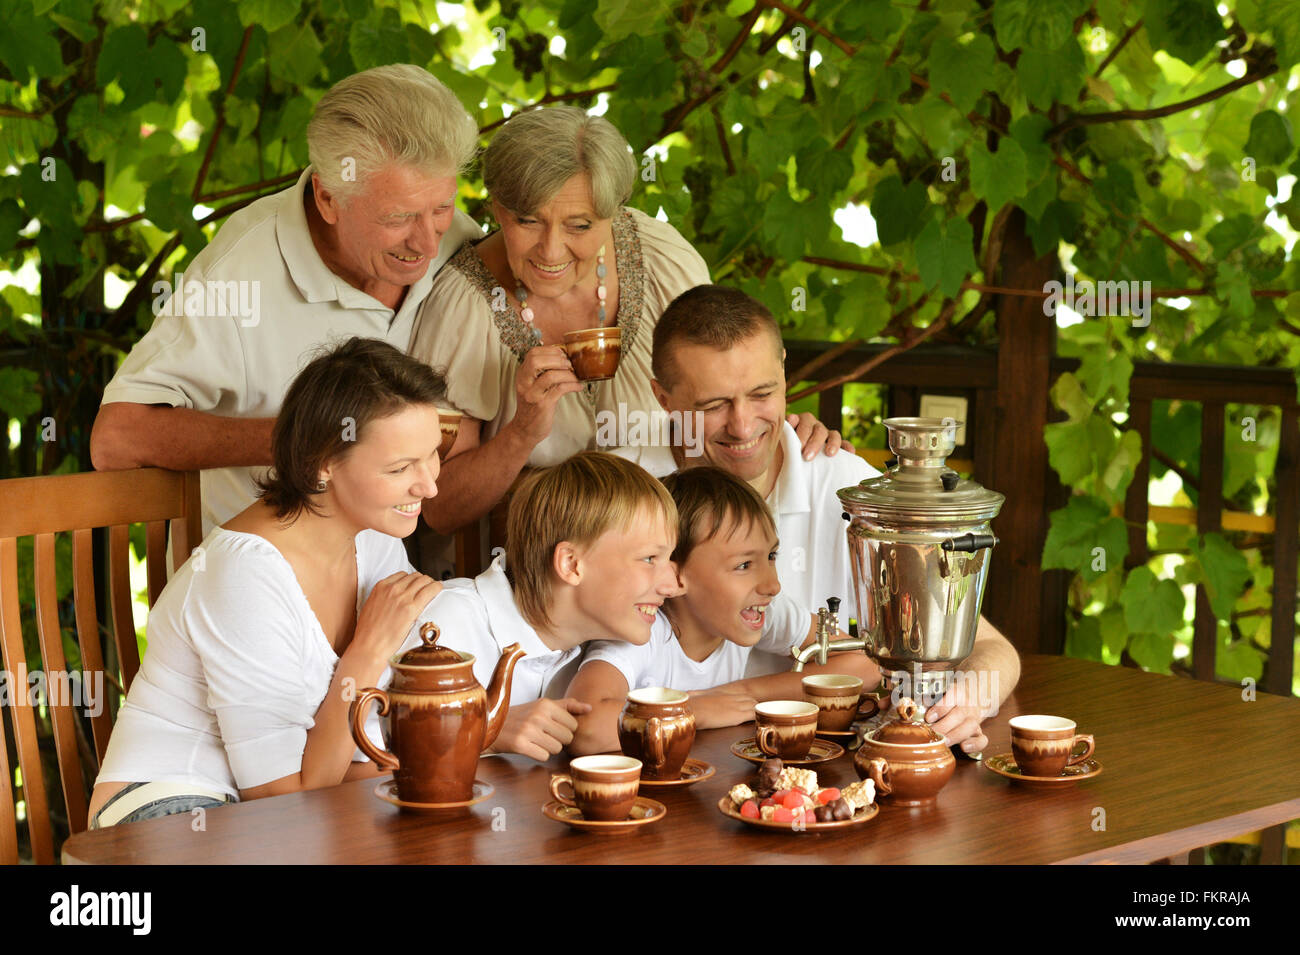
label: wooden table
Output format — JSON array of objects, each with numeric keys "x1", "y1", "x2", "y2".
[{"x1": 62, "y1": 655, "x2": 1300, "y2": 864}]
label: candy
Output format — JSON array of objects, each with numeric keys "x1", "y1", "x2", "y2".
[
  {"x1": 781, "y1": 791, "x2": 805, "y2": 810},
  {"x1": 817, "y1": 787, "x2": 841, "y2": 805},
  {"x1": 741, "y1": 800, "x2": 760, "y2": 819},
  {"x1": 773, "y1": 807, "x2": 795, "y2": 823}
]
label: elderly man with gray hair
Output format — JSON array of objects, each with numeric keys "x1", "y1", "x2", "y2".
[{"x1": 91, "y1": 64, "x2": 482, "y2": 537}]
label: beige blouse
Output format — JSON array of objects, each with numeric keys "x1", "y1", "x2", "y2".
[{"x1": 408, "y1": 207, "x2": 711, "y2": 467}]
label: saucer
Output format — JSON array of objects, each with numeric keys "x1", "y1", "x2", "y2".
[
  {"x1": 542, "y1": 796, "x2": 666, "y2": 832},
  {"x1": 730, "y1": 737, "x2": 845, "y2": 766},
  {"x1": 717, "y1": 795, "x2": 878, "y2": 832},
  {"x1": 636, "y1": 757, "x2": 717, "y2": 787},
  {"x1": 983, "y1": 753, "x2": 1103, "y2": 789},
  {"x1": 374, "y1": 779, "x2": 495, "y2": 813}
]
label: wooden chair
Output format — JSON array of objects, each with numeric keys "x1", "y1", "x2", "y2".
[{"x1": 0, "y1": 468, "x2": 201, "y2": 864}]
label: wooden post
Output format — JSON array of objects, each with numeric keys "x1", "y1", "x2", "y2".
[{"x1": 986, "y1": 209, "x2": 1057, "y2": 654}]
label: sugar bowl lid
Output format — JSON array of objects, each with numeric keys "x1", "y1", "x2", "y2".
[
  {"x1": 871, "y1": 698, "x2": 946, "y2": 745},
  {"x1": 394, "y1": 622, "x2": 465, "y2": 667}
]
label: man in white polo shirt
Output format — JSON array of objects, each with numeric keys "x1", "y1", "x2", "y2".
[
  {"x1": 90, "y1": 65, "x2": 482, "y2": 535},
  {"x1": 615, "y1": 285, "x2": 1021, "y2": 752}
]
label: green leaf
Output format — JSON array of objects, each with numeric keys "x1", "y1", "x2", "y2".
[
  {"x1": 994, "y1": 0, "x2": 1088, "y2": 52},
  {"x1": 1026, "y1": 200, "x2": 1081, "y2": 257},
  {"x1": 834, "y1": 0, "x2": 901, "y2": 44},
  {"x1": 913, "y1": 215, "x2": 975, "y2": 298},
  {"x1": 1098, "y1": 606, "x2": 1129, "y2": 661},
  {"x1": 1206, "y1": 214, "x2": 1263, "y2": 257},
  {"x1": 1100, "y1": 428, "x2": 1143, "y2": 501},
  {"x1": 349, "y1": 9, "x2": 410, "y2": 70},
  {"x1": 681, "y1": 30, "x2": 708, "y2": 59},
  {"x1": 1244, "y1": 110, "x2": 1294, "y2": 167},
  {"x1": 1217, "y1": 633, "x2": 1265, "y2": 683},
  {"x1": 1127, "y1": 633, "x2": 1175, "y2": 672},
  {"x1": 268, "y1": 23, "x2": 324, "y2": 86},
  {"x1": 1017, "y1": 40, "x2": 1086, "y2": 110},
  {"x1": 762, "y1": 190, "x2": 812, "y2": 264},
  {"x1": 0, "y1": 7, "x2": 63, "y2": 80},
  {"x1": 1050, "y1": 372, "x2": 1094, "y2": 421},
  {"x1": 1093, "y1": 164, "x2": 1139, "y2": 215},
  {"x1": 1009, "y1": 114, "x2": 1053, "y2": 184},
  {"x1": 1065, "y1": 615, "x2": 1102, "y2": 661},
  {"x1": 1190, "y1": 532, "x2": 1251, "y2": 619},
  {"x1": 1041, "y1": 494, "x2": 1128, "y2": 580},
  {"x1": 0, "y1": 367, "x2": 41, "y2": 421},
  {"x1": 238, "y1": 0, "x2": 302, "y2": 33},
  {"x1": 928, "y1": 34, "x2": 994, "y2": 114},
  {"x1": 594, "y1": 0, "x2": 670, "y2": 42},
  {"x1": 870, "y1": 175, "x2": 929, "y2": 246},
  {"x1": 1167, "y1": 198, "x2": 1202, "y2": 232},
  {"x1": 1145, "y1": 0, "x2": 1226, "y2": 65},
  {"x1": 1259, "y1": 0, "x2": 1300, "y2": 69},
  {"x1": 1121, "y1": 566, "x2": 1187, "y2": 637},
  {"x1": 797, "y1": 143, "x2": 854, "y2": 198},
  {"x1": 970, "y1": 139, "x2": 1029, "y2": 213}
]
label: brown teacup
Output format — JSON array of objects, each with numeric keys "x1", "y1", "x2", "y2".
[
  {"x1": 754, "y1": 701, "x2": 819, "y2": 759},
  {"x1": 436, "y1": 408, "x2": 463, "y2": 458},
  {"x1": 1010, "y1": 715, "x2": 1095, "y2": 778},
  {"x1": 563, "y1": 327, "x2": 621, "y2": 381},
  {"x1": 549, "y1": 755, "x2": 642, "y2": 821},
  {"x1": 802, "y1": 674, "x2": 864, "y2": 731},
  {"x1": 619, "y1": 687, "x2": 696, "y2": 781}
]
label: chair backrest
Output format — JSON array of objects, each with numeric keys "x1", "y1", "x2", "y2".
[{"x1": 0, "y1": 468, "x2": 201, "y2": 864}]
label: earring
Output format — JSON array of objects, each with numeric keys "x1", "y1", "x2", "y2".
[{"x1": 315, "y1": 479, "x2": 328, "y2": 492}]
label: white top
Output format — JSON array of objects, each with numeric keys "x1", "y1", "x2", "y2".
[
  {"x1": 96, "y1": 528, "x2": 432, "y2": 798},
  {"x1": 613, "y1": 422, "x2": 878, "y2": 675},
  {"x1": 579, "y1": 591, "x2": 808, "y2": 692},
  {"x1": 101, "y1": 167, "x2": 483, "y2": 535},
  {"x1": 421, "y1": 556, "x2": 583, "y2": 705},
  {"x1": 407, "y1": 207, "x2": 710, "y2": 467}
]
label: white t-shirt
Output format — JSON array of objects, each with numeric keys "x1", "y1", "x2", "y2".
[
  {"x1": 422, "y1": 556, "x2": 583, "y2": 705},
  {"x1": 579, "y1": 591, "x2": 808, "y2": 692},
  {"x1": 96, "y1": 528, "x2": 432, "y2": 799},
  {"x1": 613, "y1": 421, "x2": 878, "y2": 675},
  {"x1": 101, "y1": 167, "x2": 483, "y2": 536}
]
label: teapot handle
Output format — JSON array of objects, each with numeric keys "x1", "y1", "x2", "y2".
[{"x1": 350, "y1": 688, "x2": 399, "y2": 772}]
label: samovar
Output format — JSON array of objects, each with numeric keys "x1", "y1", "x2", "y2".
[{"x1": 793, "y1": 417, "x2": 1004, "y2": 707}]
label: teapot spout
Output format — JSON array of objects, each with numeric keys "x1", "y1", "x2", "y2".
[{"x1": 482, "y1": 642, "x2": 525, "y2": 752}]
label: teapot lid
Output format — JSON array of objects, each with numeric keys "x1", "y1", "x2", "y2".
[
  {"x1": 394, "y1": 622, "x2": 465, "y2": 667},
  {"x1": 872, "y1": 697, "x2": 945, "y2": 745},
  {"x1": 837, "y1": 418, "x2": 1004, "y2": 524}
]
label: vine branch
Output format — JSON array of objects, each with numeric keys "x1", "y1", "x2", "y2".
[{"x1": 192, "y1": 26, "x2": 255, "y2": 201}]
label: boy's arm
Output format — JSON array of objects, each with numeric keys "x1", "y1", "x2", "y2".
[
  {"x1": 716, "y1": 616, "x2": 881, "y2": 702},
  {"x1": 565, "y1": 661, "x2": 632, "y2": 756}
]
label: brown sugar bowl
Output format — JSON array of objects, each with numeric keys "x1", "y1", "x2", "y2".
[{"x1": 853, "y1": 697, "x2": 956, "y2": 808}]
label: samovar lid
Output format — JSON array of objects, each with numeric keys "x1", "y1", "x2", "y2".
[{"x1": 837, "y1": 417, "x2": 1004, "y2": 523}]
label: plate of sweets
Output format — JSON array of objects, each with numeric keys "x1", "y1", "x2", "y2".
[{"x1": 717, "y1": 758, "x2": 879, "y2": 832}]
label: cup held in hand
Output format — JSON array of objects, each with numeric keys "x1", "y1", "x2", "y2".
[{"x1": 563, "y1": 327, "x2": 621, "y2": 381}]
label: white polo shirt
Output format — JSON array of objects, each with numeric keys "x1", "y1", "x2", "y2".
[
  {"x1": 580, "y1": 590, "x2": 808, "y2": 692},
  {"x1": 422, "y1": 556, "x2": 584, "y2": 705},
  {"x1": 613, "y1": 422, "x2": 877, "y2": 674},
  {"x1": 101, "y1": 167, "x2": 483, "y2": 534}
]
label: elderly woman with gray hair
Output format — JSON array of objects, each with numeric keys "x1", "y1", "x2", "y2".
[
  {"x1": 409, "y1": 107, "x2": 846, "y2": 539},
  {"x1": 408, "y1": 106, "x2": 707, "y2": 535}
]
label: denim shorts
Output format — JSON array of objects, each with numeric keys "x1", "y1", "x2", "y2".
[{"x1": 90, "y1": 781, "x2": 234, "y2": 829}]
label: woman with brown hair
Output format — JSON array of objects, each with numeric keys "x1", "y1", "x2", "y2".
[{"x1": 88, "y1": 338, "x2": 447, "y2": 827}]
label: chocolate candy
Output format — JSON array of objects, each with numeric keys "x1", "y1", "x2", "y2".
[
  {"x1": 758, "y1": 758, "x2": 783, "y2": 791},
  {"x1": 814, "y1": 805, "x2": 835, "y2": 823},
  {"x1": 831, "y1": 797, "x2": 854, "y2": 820}
]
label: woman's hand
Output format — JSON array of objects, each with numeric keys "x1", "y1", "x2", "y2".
[
  {"x1": 349, "y1": 572, "x2": 442, "y2": 671},
  {"x1": 506, "y1": 345, "x2": 585, "y2": 448},
  {"x1": 788, "y1": 412, "x2": 854, "y2": 460}
]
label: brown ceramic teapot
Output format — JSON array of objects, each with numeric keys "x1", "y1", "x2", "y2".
[
  {"x1": 853, "y1": 697, "x2": 955, "y2": 807},
  {"x1": 350, "y1": 622, "x2": 525, "y2": 804}
]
